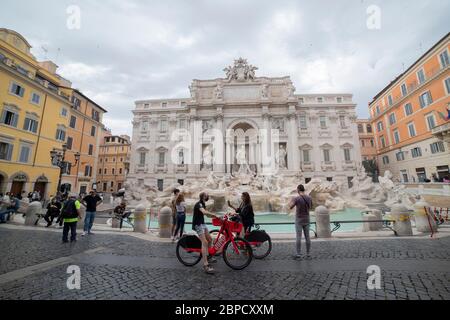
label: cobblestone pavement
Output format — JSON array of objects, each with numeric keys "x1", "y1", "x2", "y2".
[{"x1": 0, "y1": 227, "x2": 449, "y2": 300}]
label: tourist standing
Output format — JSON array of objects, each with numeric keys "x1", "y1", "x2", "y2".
[
  {"x1": 192, "y1": 192, "x2": 219, "y2": 274},
  {"x1": 44, "y1": 197, "x2": 62, "y2": 227},
  {"x1": 289, "y1": 184, "x2": 313, "y2": 259},
  {"x1": 81, "y1": 190, "x2": 102, "y2": 236},
  {"x1": 173, "y1": 193, "x2": 187, "y2": 240},
  {"x1": 171, "y1": 188, "x2": 180, "y2": 240},
  {"x1": 227, "y1": 192, "x2": 255, "y2": 236},
  {"x1": 61, "y1": 193, "x2": 81, "y2": 243}
]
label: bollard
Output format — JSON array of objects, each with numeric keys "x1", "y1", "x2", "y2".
[
  {"x1": 24, "y1": 201, "x2": 42, "y2": 226},
  {"x1": 390, "y1": 203, "x2": 413, "y2": 236},
  {"x1": 133, "y1": 204, "x2": 147, "y2": 233},
  {"x1": 77, "y1": 206, "x2": 86, "y2": 230},
  {"x1": 362, "y1": 213, "x2": 379, "y2": 232},
  {"x1": 315, "y1": 205, "x2": 331, "y2": 238},
  {"x1": 111, "y1": 215, "x2": 120, "y2": 228},
  {"x1": 159, "y1": 206, "x2": 172, "y2": 238},
  {"x1": 413, "y1": 199, "x2": 437, "y2": 233}
]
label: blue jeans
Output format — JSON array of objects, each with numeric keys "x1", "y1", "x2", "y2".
[
  {"x1": 0, "y1": 209, "x2": 14, "y2": 222},
  {"x1": 84, "y1": 211, "x2": 96, "y2": 233},
  {"x1": 173, "y1": 213, "x2": 186, "y2": 238}
]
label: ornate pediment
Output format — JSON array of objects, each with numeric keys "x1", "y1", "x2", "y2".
[{"x1": 223, "y1": 58, "x2": 258, "y2": 82}]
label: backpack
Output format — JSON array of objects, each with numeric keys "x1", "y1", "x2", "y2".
[{"x1": 61, "y1": 200, "x2": 78, "y2": 219}]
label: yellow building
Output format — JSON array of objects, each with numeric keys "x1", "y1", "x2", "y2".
[{"x1": 0, "y1": 28, "x2": 72, "y2": 199}]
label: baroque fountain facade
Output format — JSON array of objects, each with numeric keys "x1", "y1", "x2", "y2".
[{"x1": 125, "y1": 58, "x2": 418, "y2": 214}]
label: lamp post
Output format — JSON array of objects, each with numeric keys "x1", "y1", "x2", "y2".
[{"x1": 50, "y1": 144, "x2": 80, "y2": 194}]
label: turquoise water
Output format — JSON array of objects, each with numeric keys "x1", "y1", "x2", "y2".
[{"x1": 122, "y1": 208, "x2": 365, "y2": 233}]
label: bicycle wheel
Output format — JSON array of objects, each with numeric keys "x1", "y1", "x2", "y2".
[
  {"x1": 245, "y1": 230, "x2": 272, "y2": 259},
  {"x1": 176, "y1": 235, "x2": 202, "y2": 266},
  {"x1": 222, "y1": 237, "x2": 253, "y2": 270}
]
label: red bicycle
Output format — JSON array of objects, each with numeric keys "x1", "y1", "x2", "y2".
[{"x1": 176, "y1": 214, "x2": 253, "y2": 270}]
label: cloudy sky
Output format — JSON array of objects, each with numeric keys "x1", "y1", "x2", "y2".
[{"x1": 2, "y1": 0, "x2": 449, "y2": 136}]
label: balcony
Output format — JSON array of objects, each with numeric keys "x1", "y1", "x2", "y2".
[
  {"x1": 338, "y1": 129, "x2": 353, "y2": 138},
  {"x1": 321, "y1": 161, "x2": 336, "y2": 171},
  {"x1": 300, "y1": 162, "x2": 314, "y2": 171},
  {"x1": 155, "y1": 163, "x2": 168, "y2": 173},
  {"x1": 298, "y1": 128, "x2": 312, "y2": 138},
  {"x1": 342, "y1": 160, "x2": 357, "y2": 170},
  {"x1": 176, "y1": 164, "x2": 188, "y2": 173},
  {"x1": 431, "y1": 122, "x2": 450, "y2": 143}
]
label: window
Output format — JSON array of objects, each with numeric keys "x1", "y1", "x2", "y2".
[
  {"x1": 426, "y1": 114, "x2": 436, "y2": 130},
  {"x1": 396, "y1": 151, "x2": 405, "y2": 161},
  {"x1": 9, "y1": 82, "x2": 25, "y2": 97},
  {"x1": 336, "y1": 97, "x2": 342, "y2": 103},
  {"x1": 98, "y1": 168, "x2": 102, "y2": 175},
  {"x1": 90, "y1": 126, "x2": 96, "y2": 136},
  {"x1": 157, "y1": 179, "x2": 164, "y2": 191},
  {"x1": 317, "y1": 97, "x2": 323, "y2": 103},
  {"x1": 112, "y1": 168, "x2": 115, "y2": 175},
  {"x1": 375, "y1": 105, "x2": 380, "y2": 115},
  {"x1": 92, "y1": 109, "x2": 100, "y2": 122},
  {"x1": 158, "y1": 152, "x2": 165, "y2": 165},
  {"x1": 178, "y1": 119, "x2": 186, "y2": 129},
  {"x1": 380, "y1": 136, "x2": 386, "y2": 148},
  {"x1": 104, "y1": 168, "x2": 107, "y2": 174},
  {"x1": 161, "y1": 102, "x2": 167, "y2": 108},
  {"x1": 139, "y1": 152, "x2": 146, "y2": 165},
  {"x1": 419, "y1": 91, "x2": 432, "y2": 108},
  {"x1": 323, "y1": 149, "x2": 331, "y2": 162},
  {"x1": 404, "y1": 103, "x2": 413, "y2": 116},
  {"x1": 439, "y1": 50, "x2": 449, "y2": 68},
  {"x1": 445, "y1": 77, "x2": 450, "y2": 94},
  {"x1": 400, "y1": 170, "x2": 409, "y2": 183},
  {"x1": 366, "y1": 124, "x2": 372, "y2": 133},
  {"x1": 160, "y1": 119, "x2": 168, "y2": 132},
  {"x1": 23, "y1": 117, "x2": 38, "y2": 133},
  {"x1": 60, "y1": 107, "x2": 68, "y2": 117},
  {"x1": 302, "y1": 149, "x2": 310, "y2": 163},
  {"x1": 388, "y1": 113, "x2": 396, "y2": 125},
  {"x1": 407, "y1": 122, "x2": 416, "y2": 137},
  {"x1": 393, "y1": 129, "x2": 400, "y2": 144},
  {"x1": 339, "y1": 115, "x2": 346, "y2": 128},
  {"x1": 299, "y1": 116, "x2": 307, "y2": 129},
  {"x1": 141, "y1": 121, "x2": 148, "y2": 131},
  {"x1": 18, "y1": 145, "x2": 30, "y2": 163},
  {"x1": 370, "y1": 139, "x2": 374, "y2": 147},
  {"x1": 357, "y1": 124, "x2": 363, "y2": 133},
  {"x1": 343, "y1": 149, "x2": 351, "y2": 161},
  {"x1": 66, "y1": 137, "x2": 73, "y2": 150},
  {"x1": 31, "y1": 92, "x2": 41, "y2": 105},
  {"x1": 55, "y1": 128, "x2": 66, "y2": 141},
  {"x1": 119, "y1": 168, "x2": 122, "y2": 174},
  {"x1": 1, "y1": 110, "x2": 19, "y2": 127},
  {"x1": 0, "y1": 142, "x2": 13, "y2": 160},
  {"x1": 84, "y1": 165, "x2": 92, "y2": 177},
  {"x1": 417, "y1": 69, "x2": 425, "y2": 84},
  {"x1": 377, "y1": 121, "x2": 383, "y2": 132},
  {"x1": 388, "y1": 95, "x2": 393, "y2": 106},
  {"x1": 319, "y1": 116, "x2": 327, "y2": 128},
  {"x1": 71, "y1": 96, "x2": 81, "y2": 109},
  {"x1": 411, "y1": 147, "x2": 422, "y2": 158},
  {"x1": 401, "y1": 84, "x2": 407, "y2": 97},
  {"x1": 69, "y1": 116, "x2": 77, "y2": 128},
  {"x1": 326, "y1": 177, "x2": 333, "y2": 182},
  {"x1": 382, "y1": 155, "x2": 390, "y2": 165},
  {"x1": 361, "y1": 140, "x2": 365, "y2": 147},
  {"x1": 299, "y1": 97, "x2": 304, "y2": 103},
  {"x1": 88, "y1": 144, "x2": 93, "y2": 155},
  {"x1": 430, "y1": 141, "x2": 445, "y2": 154}
]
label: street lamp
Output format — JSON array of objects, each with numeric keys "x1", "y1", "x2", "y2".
[{"x1": 50, "y1": 144, "x2": 80, "y2": 194}]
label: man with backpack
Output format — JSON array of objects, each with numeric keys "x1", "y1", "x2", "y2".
[
  {"x1": 61, "y1": 193, "x2": 81, "y2": 243},
  {"x1": 289, "y1": 184, "x2": 313, "y2": 260}
]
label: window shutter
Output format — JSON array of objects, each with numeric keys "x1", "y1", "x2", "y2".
[
  {"x1": 23, "y1": 118, "x2": 29, "y2": 130},
  {"x1": 12, "y1": 113, "x2": 18, "y2": 127},
  {"x1": 19, "y1": 87, "x2": 25, "y2": 97},
  {"x1": 0, "y1": 110, "x2": 6, "y2": 123},
  {"x1": 427, "y1": 91, "x2": 432, "y2": 104},
  {"x1": 6, "y1": 144, "x2": 13, "y2": 160}
]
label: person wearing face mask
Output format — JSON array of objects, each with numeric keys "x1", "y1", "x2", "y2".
[{"x1": 192, "y1": 192, "x2": 219, "y2": 274}]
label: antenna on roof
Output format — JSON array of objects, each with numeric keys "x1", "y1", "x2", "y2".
[{"x1": 41, "y1": 45, "x2": 48, "y2": 59}]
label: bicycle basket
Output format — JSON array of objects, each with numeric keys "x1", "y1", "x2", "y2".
[
  {"x1": 230, "y1": 221, "x2": 243, "y2": 233},
  {"x1": 212, "y1": 218, "x2": 223, "y2": 226}
]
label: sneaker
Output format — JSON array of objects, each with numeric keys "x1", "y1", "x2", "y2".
[
  {"x1": 305, "y1": 253, "x2": 311, "y2": 259},
  {"x1": 292, "y1": 254, "x2": 302, "y2": 260},
  {"x1": 88, "y1": 232, "x2": 94, "y2": 235},
  {"x1": 81, "y1": 232, "x2": 86, "y2": 236},
  {"x1": 62, "y1": 240, "x2": 69, "y2": 244},
  {"x1": 207, "y1": 256, "x2": 218, "y2": 264},
  {"x1": 203, "y1": 264, "x2": 215, "y2": 274}
]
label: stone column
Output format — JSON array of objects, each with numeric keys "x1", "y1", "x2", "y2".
[
  {"x1": 158, "y1": 206, "x2": 172, "y2": 238},
  {"x1": 133, "y1": 204, "x2": 147, "y2": 233},
  {"x1": 390, "y1": 203, "x2": 413, "y2": 236},
  {"x1": 315, "y1": 205, "x2": 331, "y2": 238},
  {"x1": 413, "y1": 198, "x2": 437, "y2": 233},
  {"x1": 214, "y1": 112, "x2": 225, "y2": 173},
  {"x1": 24, "y1": 201, "x2": 42, "y2": 226},
  {"x1": 288, "y1": 112, "x2": 299, "y2": 171}
]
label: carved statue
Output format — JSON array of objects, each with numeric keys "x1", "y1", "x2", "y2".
[
  {"x1": 287, "y1": 84, "x2": 296, "y2": 97},
  {"x1": 214, "y1": 84, "x2": 223, "y2": 100},
  {"x1": 275, "y1": 145, "x2": 287, "y2": 169},
  {"x1": 261, "y1": 84, "x2": 268, "y2": 98},
  {"x1": 202, "y1": 145, "x2": 213, "y2": 170},
  {"x1": 223, "y1": 58, "x2": 258, "y2": 82}
]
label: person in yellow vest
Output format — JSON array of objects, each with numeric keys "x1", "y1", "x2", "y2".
[{"x1": 61, "y1": 193, "x2": 81, "y2": 243}]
